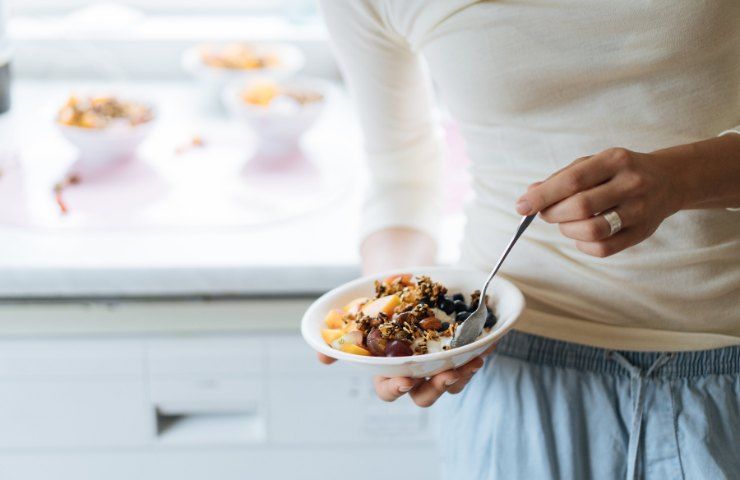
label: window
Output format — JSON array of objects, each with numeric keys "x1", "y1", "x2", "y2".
[
  {"x1": 12, "y1": 0, "x2": 293, "y2": 16},
  {"x1": 7, "y1": 0, "x2": 330, "y2": 79}
]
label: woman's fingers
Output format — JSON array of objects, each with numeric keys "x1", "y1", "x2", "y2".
[
  {"x1": 575, "y1": 225, "x2": 652, "y2": 258},
  {"x1": 408, "y1": 356, "x2": 485, "y2": 406},
  {"x1": 557, "y1": 198, "x2": 648, "y2": 242},
  {"x1": 517, "y1": 155, "x2": 615, "y2": 215},
  {"x1": 445, "y1": 356, "x2": 485, "y2": 395},
  {"x1": 341, "y1": 354, "x2": 490, "y2": 406},
  {"x1": 373, "y1": 358, "x2": 486, "y2": 407},
  {"x1": 540, "y1": 155, "x2": 591, "y2": 183},
  {"x1": 540, "y1": 181, "x2": 624, "y2": 224},
  {"x1": 317, "y1": 353, "x2": 336, "y2": 365},
  {"x1": 522, "y1": 147, "x2": 675, "y2": 258},
  {"x1": 373, "y1": 376, "x2": 420, "y2": 402},
  {"x1": 408, "y1": 370, "x2": 462, "y2": 408},
  {"x1": 558, "y1": 215, "x2": 614, "y2": 242}
]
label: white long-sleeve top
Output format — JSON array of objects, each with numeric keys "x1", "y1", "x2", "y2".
[{"x1": 320, "y1": 0, "x2": 740, "y2": 351}]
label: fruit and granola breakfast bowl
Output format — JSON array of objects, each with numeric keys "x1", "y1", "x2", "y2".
[
  {"x1": 182, "y1": 43, "x2": 305, "y2": 108},
  {"x1": 301, "y1": 267, "x2": 525, "y2": 378},
  {"x1": 223, "y1": 77, "x2": 328, "y2": 154},
  {"x1": 184, "y1": 43, "x2": 304, "y2": 76},
  {"x1": 55, "y1": 95, "x2": 155, "y2": 165}
]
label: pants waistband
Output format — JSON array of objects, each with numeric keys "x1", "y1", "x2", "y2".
[{"x1": 496, "y1": 330, "x2": 740, "y2": 378}]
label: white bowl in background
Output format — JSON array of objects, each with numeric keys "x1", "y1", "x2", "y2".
[
  {"x1": 223, "y1": 76, "x2": 328, "y2": 155},
  {"x1": 301, "y1": 267, "x2": 526, "y2": 378},
  {"x1": 56, "y1": 113, "x2": 155, "y2": 166},
  {"x1": 182, "y1": 43, "x2": 305, "y2": 109}
]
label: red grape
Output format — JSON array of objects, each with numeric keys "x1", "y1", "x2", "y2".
[
  {"x1": 366, "y1": 328, "x2": 387, "y2": 356},
  {"x1": 385, "y1": 340, "x2": 413, "y2": 357}
]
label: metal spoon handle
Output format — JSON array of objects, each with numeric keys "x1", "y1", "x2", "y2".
[
  {"x1": 479, "y1": 214, "x2": 536, "y2": 300},
  {"x1": 450, "y1": 214, "x2": 536, "y2": 348}
]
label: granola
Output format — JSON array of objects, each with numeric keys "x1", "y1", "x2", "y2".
[
  {"x1": 321, "y1": 273, "x2": 496, "y2": 357},
  {"x1": 199, "y1": 43, "x2": 280, "y2": 70},
  {"x1": 57, "y1": 96, "x2": 153, "y2": 129}
]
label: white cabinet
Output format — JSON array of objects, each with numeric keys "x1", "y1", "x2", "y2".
[
  {"x1": 0, "y1": 339, "x2": 151, "y2": 447},
  {"x1": 147, "y1": 337, "x2": 267, "y2": 445},
  {"x1": 266, "y1": 335, "x2": 432, "y2": 444},
  {"x1": 0, "y1": 305, "x2": 440, "y2": 480},
  {"x1": 147, "y1": 337, "x2": 265, "y2": 414}
]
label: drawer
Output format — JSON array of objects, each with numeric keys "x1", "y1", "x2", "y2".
[
  {"x1": 268, "y1": 373, "x2": 431, "y2": 444},
  {"x1": 147, "y1": 337, "x2": 264, "y2": 376},
  {"x1": 150, "y1": 376, "x2": 262, "y2": 414},
  {"x1": 0, "y1": 378, "x2": 151, "y2": 448},
  {"x1": 0, "y1": 339, "x2": 144, "y2": 377},
  {"x1": 266, "y1": 334, "x2": 356, "y2": 375}
]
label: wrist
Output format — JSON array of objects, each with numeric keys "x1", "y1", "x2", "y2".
[
  {"x1": 651, "y1": 134, "x2": 740, "y2": 211},
  {"x1": 650, "y1": 143, "x2": 698, "y2": 212}
]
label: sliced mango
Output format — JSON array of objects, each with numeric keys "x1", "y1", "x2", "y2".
[
  {"x1": 324, "y1": 309, "x2": 345, "y2": 329},
  {"x1": 361, "y1": 294, "x2": 401, "y2": 317},
  {"x1": 343, "y1": 297, "x2": 368, "y2": 315},
  {"x1": 321, "y1": 328, "x2": 343, "y2": 345},
  {"x1": 332, "y1": 330, "x2": 363, "y2": 349},
  {"x1": 339, "y1": 344, "x2": 371, "y2": 356}
]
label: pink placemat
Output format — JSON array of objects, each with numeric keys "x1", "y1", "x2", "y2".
[
  {"x1": 0, "y1": 122, "x2": 356, "y2": 231},
  {"x1": 0, "y1": 100, "x2": 470, "y2": 231}
]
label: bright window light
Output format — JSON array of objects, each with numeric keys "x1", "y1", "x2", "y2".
[{"x1": 11, "y1": 0, "x2": 294, "y2": 15}]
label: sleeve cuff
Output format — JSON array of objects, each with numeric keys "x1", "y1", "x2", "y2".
[
  {"x1": 360, "y1": 184, "x2": 442, "y2": 240},
  {"x1": 358, "y1": 131, "x2": 443, "y2": 241}
]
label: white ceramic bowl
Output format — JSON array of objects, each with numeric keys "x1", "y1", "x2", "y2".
[
  {"x1": 223, "y1": 76, "x2": 328, "y2": 155},
  {"x1": 182, "y1": 43, "x2": 305, "y2": 108},
  {"x1": 301, "y1": 267, "x2": 526, "y2": 378},
  {"x1": 56, "y1": 115, "x2": 155, "y2": 166}
]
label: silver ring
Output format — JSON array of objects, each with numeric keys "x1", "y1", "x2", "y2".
[{"x1": 603, "y1": 210, "x2": 622, "y2": 236}]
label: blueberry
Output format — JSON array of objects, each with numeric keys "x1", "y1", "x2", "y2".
[
  {"x1": 438, "y1": 322, "x2": 450, "y2": 331},
  {"x1": 452, "y1": 293, "x2": 465, "y2": 302},
  {"x1": 484, "y1": 310, "x2": 497, "y2": 328},
  {"x1": 439, "y1": 298, "x2": 455, "y2": 314},
  {"x1": 456, "y1": 311, "x2": 470, "y2": 323},
  {"x1": 453, "y1": 300, "x2": 468, "y2": 313}
]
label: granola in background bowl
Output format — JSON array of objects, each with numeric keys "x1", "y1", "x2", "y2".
[
  {"x1": 198, "y1": 43, "x2": 281, "y2": 71},
  {"x1": 223, "y1": 76, "x2": 328, "y2": 156},
  {"x1": 55, "y1": 94, "x2": 155, "y2": 165},
  {"x1": 57, "y1": 95, "x2": 153, "y2": 129},
  {"x1": 182, "y1": 42, "x2": 305, "y2": 110}
]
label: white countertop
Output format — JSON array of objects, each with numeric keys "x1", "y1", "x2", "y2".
[{"x1": 0, "y1": 80, "x2": 466, "y2": 299}]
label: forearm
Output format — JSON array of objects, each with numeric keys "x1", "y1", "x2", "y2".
[
  {"x1": 360, "y1": 227, "x2": 436, "y2": 275},
  {"x1": 655, "y1": 133, "x2": 740, "y2": 210}
]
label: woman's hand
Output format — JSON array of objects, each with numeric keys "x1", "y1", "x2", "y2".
[
  {"x1": 316, "y1": 226, "x2": 490, "y2": 407},
  {"x1": 514, "y1": 147, "x2": 683, "y2": 257},
  {"x1": 318, "y1": 351, "x2": 486, "y2": 407},
  {"x1": 515, "y1": 135, "x2": 740, "y2": 257}
]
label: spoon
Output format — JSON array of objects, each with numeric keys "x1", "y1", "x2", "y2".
[{"x1": 451, "y1": 214, "x2": 536, "y2": 348}]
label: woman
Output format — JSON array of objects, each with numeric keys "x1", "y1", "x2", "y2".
[{"x1": 317, "y1": 1, "x2": 740, "y2": 479}]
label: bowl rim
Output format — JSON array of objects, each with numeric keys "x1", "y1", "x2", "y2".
[
  {"x1": 55, "y1": 118, "x2": 156, "y2": 133},
  {"x1": 301, "y1": 266, "x2": 525, "y2": 366}
]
